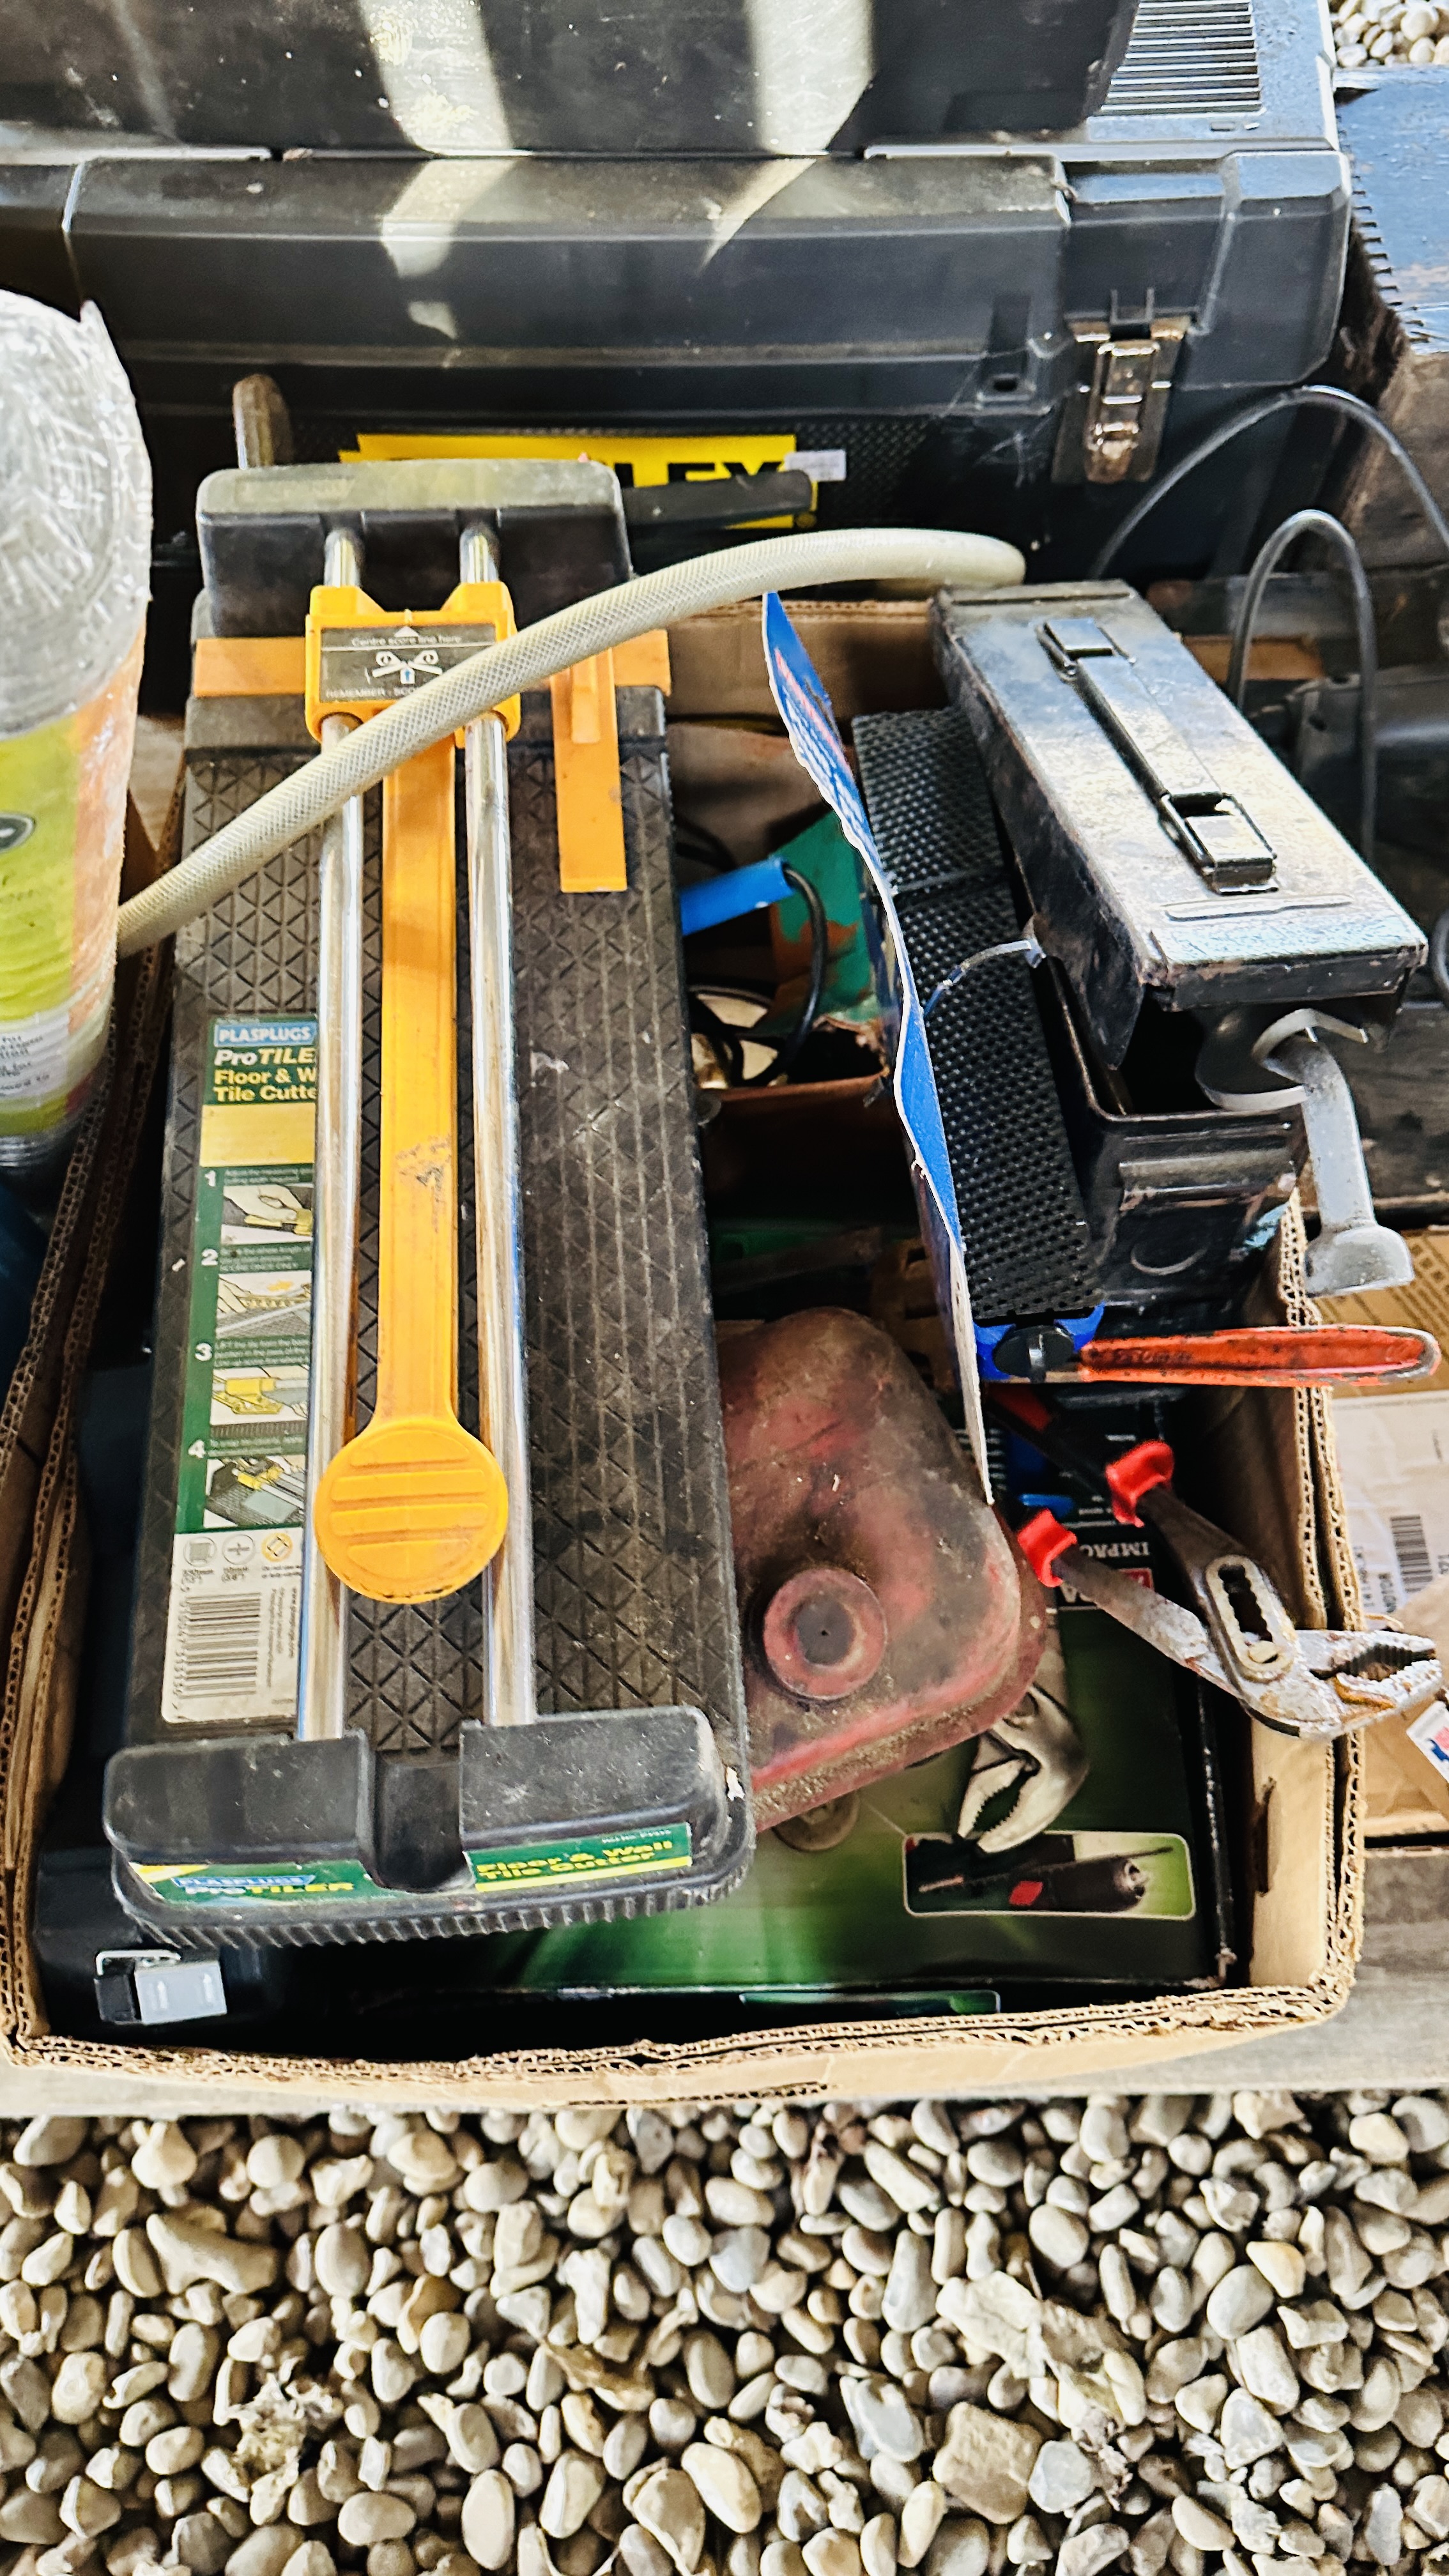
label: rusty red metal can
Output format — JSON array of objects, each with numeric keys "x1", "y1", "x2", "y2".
[{"x1": 719, "y1": 1307, "x2": 1047, "y2": 1827}]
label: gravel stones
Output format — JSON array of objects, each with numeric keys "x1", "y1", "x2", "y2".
[
  {"x1": 935, "y1": 2407, "x2": 1041, "y2": 2525},
  {"x1": 1171, "y1": 2499, "x2": 1233, "y2": 2551},
  {"x1": 539, "y1": 2451, "x2": 606, "y2": 2537},
  {"x1": 1204, "y1": 2266, "x2": 1275, "y2": 2342},
  {"x1": 14, "y1": 2118, "x2": 89, "y2": 2168},
  {"x1": 680, "y1": 2443, "x2": 762, "y2": 2533},
  {"x1": 0, "y1": 2092, "x2": 1440, "y2": 2576},
  {"x1": 843, "y1": 2378, "x2": 924, "y2": 2464},
  {"x1": 631, "y1": 2463, "x2": 707, "y2": 2571},
  {"x1": 1056, "y1": 2525, "x2": 1127, "y2": 2576},
  {"x1": 938, "y1": 2277, "x2": 1038, "y2": 2377},
  {"x1": 862, "y1": 2147, "x2": 938, "y2": 2219},
  {"x1": 1027, "y1": 2442, "x2": 1095, "y2": 2515},
  {"x1": 459, "y1": 2462, "x2": 516, "y2": 2565},
  {"x1": 1233, "y1": 2326, "x2": 1299, "y2": 2411},
  {"x1": 804, "y1": 2536, "x2": 862, "y2": 2576},
  {"x1": 1363, "y1": 2483, "x2": 1404, "y2": 2564},
  {"x1": 1218, "y1": 2392, "x2": 1283, "y2": 2468},
  {"x1": 229, "y1": 2530, "x2": 300, "y2": 2576},
  {"x1": 132, "y1": 2122, "x2": 199, "y2": 2195},
  {"x1": 146, "y1": 2213, "x2": 279, "y2": 2295},
  {"x1": 923, "y1": 2518, "x2": 988, "y2": 2576},
  {"x1": 335, "y1": 2496, "x2": 415, "y2": 2547},
  {"x1": 705, "y1": 2181, "x2": 774, "y2": 2232},
  {"x1": 900, "y1": 2481, "x2": 947, "y2": 2568},
  {"x1": 711, "y1": 2230, "x2": 772, "y2": 2294},
  {"x1": 1026, "y1": 2207, "x2": 1089, "y2": 2271},
  {"x1": 882, "y1": 2234, "x2": 937, "y2": 2334},
  {"x1": 50, "y1": 2351, "x2": 108, "y2": 2423}
]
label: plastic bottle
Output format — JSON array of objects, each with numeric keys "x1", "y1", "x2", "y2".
[{"x1": 0, "y1": 292, "x2": 151, "y2": 1176}]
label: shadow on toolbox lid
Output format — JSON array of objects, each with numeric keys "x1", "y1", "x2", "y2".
[{"x1": 4, "y1": 0, "x2": 1142, "y2": 157}]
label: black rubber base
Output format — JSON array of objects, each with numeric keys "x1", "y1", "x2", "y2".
[{"x1": 105, "y1": 1706, "x2": 742, "y2": 1947}]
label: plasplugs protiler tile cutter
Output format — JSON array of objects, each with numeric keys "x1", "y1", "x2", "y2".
[{"x1": 104, "y1": 460, "x2": 752, "y2": 1949}]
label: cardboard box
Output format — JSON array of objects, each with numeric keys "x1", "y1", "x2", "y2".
[
  {"x1": 1319, "y1": 1234, "x2": 1449, "y2": 1837},
  {"x1": 0, "y1": 605, "x2": 1369, "y2": 2099}
]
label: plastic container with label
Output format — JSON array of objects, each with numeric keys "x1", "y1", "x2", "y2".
[{"x1": 0, "y1": 293, "x2": 151, "y2": 1176}]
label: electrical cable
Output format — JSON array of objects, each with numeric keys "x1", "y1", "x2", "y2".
[
  {"x1": 673, "y1": 816, "x2": 737, "y2": 877},
  {"x1": 922, "y1": 931, "x2": 1046, "y2": 1022},
  {"x1": 751, "y1": 862, "x2": 829, "y2": 1084},
  {"x1": 687, "y1": 864, "x2": 831, "y2": 1087},
  {"x1": 1088, "y1": 385, "x2": 1449, "y2": 581},
  {"x1": 116, "y1": 524, "x2": 1023, "y2": 955},
  {"x1": 1225, "y1": 507, "x2": 1379, "y2": 862}
]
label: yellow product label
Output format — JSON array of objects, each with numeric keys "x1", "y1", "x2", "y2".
[
  {"x1": 0, "y1": 716, "x2": 81, "y2": 1023},
  {"x1": 346, "y1": 431, "x2": 797, "y2": 488},
  {"x1": 0, "y1": 627, "x2": 144, "y2": 1134}
]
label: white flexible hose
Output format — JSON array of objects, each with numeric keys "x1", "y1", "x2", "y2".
[{"x1": 116, "y1": 525, "x2": 1023, "y2": 954}]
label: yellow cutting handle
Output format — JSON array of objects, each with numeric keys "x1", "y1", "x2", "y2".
[
  {"x1": 314, "y1": 738, "x2": 507, "y2": 1604},
  {"x1": 377, "y1": 739, "x2": 459, "y2": 1422}
]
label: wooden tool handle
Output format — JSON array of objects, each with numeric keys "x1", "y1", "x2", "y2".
[
  {"x1": 1077, "y1": 1325, "x2": 1439, "y2": 1386},
  {"x1": 376, "y1": 737, "x2": 458, "y2": 1423}
]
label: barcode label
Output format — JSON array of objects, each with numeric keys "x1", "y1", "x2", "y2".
[
  {"x1": 1334, "y1": 1394, "x2": 1449, "y2": 1620},
  {"x1": 163, "y1": 1015, "x2": 317, "y2": 1728},
  {"x1": 162, "y1": 1536, "x2": 303, "y2": 1726},
  {"x1": 173, "y1": 1592, "x2": 263, "y2": 1695},
  {"x1": 1391, "y1": 1512, "x2": 1434, "y2": 1597}
]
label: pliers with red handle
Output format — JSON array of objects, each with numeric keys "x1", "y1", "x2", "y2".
[{"x1": 990, "y1": 1385, "x2": 1443, "y2": 1743}]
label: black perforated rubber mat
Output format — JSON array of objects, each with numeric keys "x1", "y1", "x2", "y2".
[{"x1": 854, "y1": 705, "x2": 1098, "y2": 1322}]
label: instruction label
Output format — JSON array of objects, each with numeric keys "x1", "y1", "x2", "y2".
[
  {"x1": 160, "y1": 1018, "x2": 317, "y2": 1728},
  {"x1": 318, "y1": 622, "x2": 497, "y2": 704}
]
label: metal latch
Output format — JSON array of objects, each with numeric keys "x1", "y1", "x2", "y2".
[
  {"x1": 1052, "y1": 313, "x2": 1188, "y2": 486},
  {"x1": 1041, "y1": 618, "x2": 1278, "y2": 893}
]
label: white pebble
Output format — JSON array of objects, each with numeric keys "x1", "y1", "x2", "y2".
[
  {"x1": 461, "y1": 2472, "x2": 515, "y2": 2571},
  {"x1": 337, "y1": 2497, "x2": 416, "y2": 2548},
  {"x1": 900, "y1": 2485, "x2": 947, "y2": 2570},
  {"x1": 861, "y1": 2517, "x2": 897, "y2": 2576},
  {"x1": 1027, "y1": 2206, "x2": 1089, "y2": 2270},
  {"x1": 682, "y1": 2443, "x2": 763, "y2": 2534},
  {"x1": 804, "y1": 2540, "x2": 862, "y2": 2576}
]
